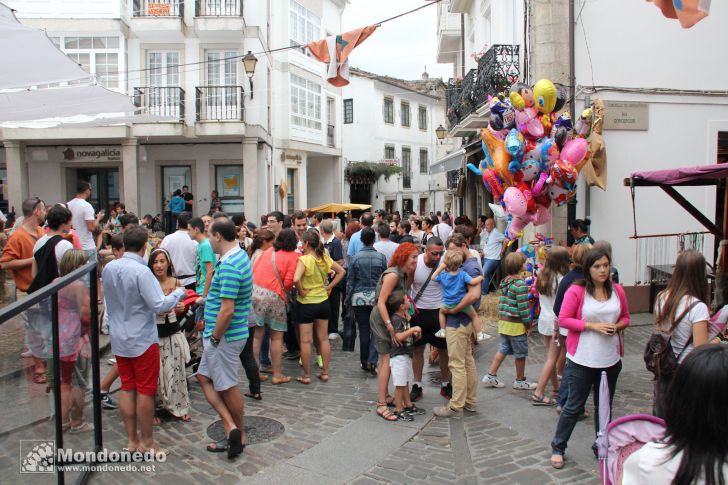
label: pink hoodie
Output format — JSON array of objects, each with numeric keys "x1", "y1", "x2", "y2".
[{"x1": 558, "y1": 284, "x2": 630, "y2": 357}]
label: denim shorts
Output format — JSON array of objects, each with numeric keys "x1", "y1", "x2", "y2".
[{"x1": 498, "y1": 334, "x2": 529, "y2": 359}]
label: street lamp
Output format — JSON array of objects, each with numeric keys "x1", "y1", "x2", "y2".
[
  {"x1": 242, "y1": 51, "x2": 258, "y2": 99},
  {"x1": 435, "y1": 124, "x2": 446, "y2": 144}
]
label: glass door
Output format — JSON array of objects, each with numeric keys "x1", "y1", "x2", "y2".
[
  {"x1": 206, "y1": 51, "x2": 239, "y2": 119},
  {"x1": 216, "y1": 165, "x2": 243, "y2": 215},
  {"x1": 148, "y1": 51, "x2": 181, "y2": 119}
]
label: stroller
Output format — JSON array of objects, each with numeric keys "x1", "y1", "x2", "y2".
[
  {"x1": 596, "y1": 370, "x2": 667, "y2": 485},
  {"x1": 176, "y1": 290, "x2": 203, "y2": 373}
]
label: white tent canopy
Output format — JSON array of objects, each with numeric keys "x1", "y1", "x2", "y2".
[
  {"x1": 0, "y1": 2, "x2": 169, "y2": 126},
  {"x1": 0, "y1": 3, "x2": 92, "y2": 90}
]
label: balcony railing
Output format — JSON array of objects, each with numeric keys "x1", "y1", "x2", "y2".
[
  {"x1": 134, "y1": 86, "x2": 185, "y2": 121},
  {"x1": 133, "y1": 0, "x2": 184, "y2": 17},
  {"x1": 327, "y1": 124, "x2": 335, "y2": 147},
  {"x1": 447, "y1": 168, "x2": 463, "y2": 189},
  {"x1": 195, "y1": 85, "x2": 244, "y2": 121},
  {"x1": 196, "y1": 0, "x2": 242, "y2": 16},
  {"x1": 446, "y1": 44, "x2": 520, "y2": 128}
]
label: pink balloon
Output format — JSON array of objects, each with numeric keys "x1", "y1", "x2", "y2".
[
  {"x1": 532, "y1": 204, "x2": 551, "y2": 226},
  {"x1": 504, "y1": 186, "x2": 528, "y2": 217},
  {"x1": 560, "y1": 138, "x2": 589, "y2": 166}
]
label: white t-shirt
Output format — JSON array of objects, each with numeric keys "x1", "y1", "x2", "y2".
[
  {"x1": 538, "y1": 274, "x2": 563, "y2": 336},
  {"x1": 623, "y1": 441, "x2": 728, "y2": 485},
  {"x1": 409, "y1": 253, "x2": 443, "y2": 310},
  {"x1": 433, "y1": 223, "x2": 452, "y2": 243},
  {"x1": 568, "y1": 291, "x2": 621, "y2": 368},
  {"x1": 481, "y1": 228, "x2": 506, "y2": 260},
  {"x1": 67, "y1": 197, "x2": 96, "y2": 250},
  {"x1": 373, "y1": 240, "x2": 399, "y2": 263},
  {"x1": 655, "y1": 294, "x2": 710, "y2": 364},
  {"x1": 33, "y1": 234, "x2": 74, "y2": 264},
  {"x1": 160, "y1": 230, "x2": 199, "y2": 287}
]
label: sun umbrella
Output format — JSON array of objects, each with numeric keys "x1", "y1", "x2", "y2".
[
  {"x1": 305, "y1": 203, "x2": 372, "y2": 216},
  {"x1": 597, "y1": 370, "x2": 611, "y2": 484}
]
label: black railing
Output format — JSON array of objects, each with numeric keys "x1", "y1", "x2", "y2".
[
  {"x1": 134, "y1": 86, "x2": 185, "y2": 121},
  {"x1": 447, "y1": 168, "x2": 463, "y2": 189},
  {"x1": 327, "y1": 124, "x2": 335, "y2": 147},
  {"x1": 195, "y1": 85, "x2": 244, "y2": 121},
  {"x1": 446, "y1": 44, "x2": 520, "y2": 128},
  {"x1": 133, "y1": 0, "x2": 184, "y2": 17},
  {"x1": 0, "y1": 261, "x2": 100, "y2": 485},
  {"x1": 195, "y1": 0, "x2": 242, "y2": 16}
]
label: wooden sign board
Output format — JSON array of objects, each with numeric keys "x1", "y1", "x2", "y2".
[
  {"x1": 147, "y1": 3, "x2": 171, "y2": 15},
  {"x1": 604, "y1": 101, "x2": 649, "y2": 131}
]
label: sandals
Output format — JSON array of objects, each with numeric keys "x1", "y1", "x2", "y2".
[
  {"x1": 244, "y1": 392, "x2": 262, "y2": 401},
  {"x1": 259, "y1": 374, "x2": 269, "y2": 383},
  {"x1": 227, "y1": 428, "x2": 245, "y2": 459},
  {"x1": 531, "y1": 394, "x2": 557, "y2": 406},
  {"x1": 296, "y1": 376, "x2": 311, "y2": 385},
  {"x1": 70, "y1": 422, "x2": 94, "y2": 434},
  {"x1": 207, "y1": 438, "x2": 228, "y2": 453},
  {"x1": 376, "y1": 405, "x2": 398, "y2": 422},
  {"x1": 317, "y1": 372, "x2": 329, "y2": 383},
  {"x1": 395, "y1": 411, "x2": 414, "y2": 422},
  {"x1": 550, "y1": 455, "x2": 565, "y2": 469},
  {"x1": 404, "y1": 405, "x2": 426, "y2": 416},
  {"x1": 32, "y1": 372, "x2": 47, "y2": 385},
  {"x1": 385, "y1": 395, "x2": 395, "y2": 407},
  {"x1": 272, "y1": 376, "x2": 291, "y2": 385}
]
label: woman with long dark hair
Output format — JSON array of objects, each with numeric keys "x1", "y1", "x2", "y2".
[
  {"x1": 531, "y1": 246, "x2": 571, "y2": 406},
  {"x1": 293, "y1": 229, "x2": 345, "y2": 384},
  {"x1": 623, "y1": 345, "x2": 728, "y2": 484},
  {"x1": 652, "y1": 250, "x2": 710, "y2": 418},
  {"x1": 247, "y1": 229, "x2": 275, "y2": 263},
  {"x1": 550, "y1": 247, "x2": 631, "y2": 469}
]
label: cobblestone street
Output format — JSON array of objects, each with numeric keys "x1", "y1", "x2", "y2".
[{"x1": 0, "y1": 315, "x2": 655, "y2": 484}]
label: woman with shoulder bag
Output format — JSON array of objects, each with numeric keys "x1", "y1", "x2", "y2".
[
  {"x1": 250, "y1": 229, "x2": 299, "y2": 385},
  {"x1": 650, "y1": 250, "x2": 710, "y2": 418},
  {"x1": 549, "y1": 246, "x2": 631, "y2": 469}
]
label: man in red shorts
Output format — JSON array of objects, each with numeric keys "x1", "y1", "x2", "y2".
[{"x1": 102, "y1": 226, "x2": 185, "y2": 453}]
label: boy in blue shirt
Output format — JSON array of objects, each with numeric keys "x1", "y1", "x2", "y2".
[{"x1": 432, "y1": 251, "x2": 490, "y2": 342}]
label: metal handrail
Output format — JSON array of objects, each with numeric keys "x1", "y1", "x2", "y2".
[
  {"x1": 0, "y1": 261, "x2": 101, "y2": 485},
  {"x1": 195, "y1": 0, "x2": 243, "y2": 16}
]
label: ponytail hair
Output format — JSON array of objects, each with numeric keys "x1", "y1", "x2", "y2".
[{"x1": 303, "y1": 229, "x2": 325, "y2": 258}]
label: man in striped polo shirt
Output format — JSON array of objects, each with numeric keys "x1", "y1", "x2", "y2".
[{"x1": 198, "y1": 219, "x2": 253, "y2": 459}]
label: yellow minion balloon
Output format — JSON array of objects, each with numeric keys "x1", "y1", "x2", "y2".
[{"x1": 533, "y1": 79, "x2": 557, "y2": 114}]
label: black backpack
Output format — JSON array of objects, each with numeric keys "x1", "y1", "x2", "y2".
[
  {"x1": 27, "y1": 235, "x2": 64, "y2": 294},
  {"x1": 644, "y1": 301, "x2": 696, "y2": 379}
]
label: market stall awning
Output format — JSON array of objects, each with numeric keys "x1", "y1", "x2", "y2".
[
  {"x1": 627, "y1": 164, "x2": 728, "y2": 187},
  {"x1": 306, "y1": 203, "x2": 372, "y2": 216},
  {"x1": 430, "y1": 139, "x2": 483, "y2": 175},
  {"x1": 0, "y1": 2, "x2": 92, "y2": 89},
  {"x1": 624, "y1": 163, "x2": 728, "y2": 239}
]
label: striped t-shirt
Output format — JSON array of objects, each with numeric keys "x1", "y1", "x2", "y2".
[
  {"x1": 203, "y1": 246, "x2": 253, "y2": 342},
  {"x1": 498, "y1": 276, "x2": 530, "y2": 336}
]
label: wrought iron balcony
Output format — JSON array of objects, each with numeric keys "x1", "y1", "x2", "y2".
[
  {"x1": 133, "y1": 0, "x2": 184, "y2": 17},
  {"x1": 196, "y1": 0, "x2": 242, "y2": 16},
  {"x1": 195, "y1": 85, "x2": 244, "y2": 121},
  {"x1": 447, "y1": 168, "x2": 463, "y2": 190},
  {"x1": 446, "y1": 44, "x2": 520, "y2": 129},
  {"x1": 134, "y1": 86, "x2": 185, "y2": 121}
]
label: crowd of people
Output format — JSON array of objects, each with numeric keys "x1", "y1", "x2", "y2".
[{"x1": 1, "y1": 180, "x2": 727, "y2": 483}]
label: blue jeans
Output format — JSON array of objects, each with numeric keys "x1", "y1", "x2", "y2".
[
  {"x1": 342, "y1": 306, "x2": 356, "y2": 351},
  {"x1": 259, "y1": 327, "x2": 271, "y2": 367},
  {"x1": 551, "y1": 359, "x2": 622, "y2": 456},
  {"x1": 352, "y1": 306, "x2": 377, "y2": 367},
  {"x1": 482, "y1": 258, "x2": 500, "y2": 294}
]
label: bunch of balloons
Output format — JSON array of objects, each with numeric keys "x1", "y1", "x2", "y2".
[{"x1": 466, "y1": 79, "x2": 593, "y2": 239}]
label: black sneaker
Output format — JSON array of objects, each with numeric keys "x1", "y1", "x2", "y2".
[
  {"x1": 395, "y1": 411, "x2": 414, "y2": 422},
  {"x1": 440, "y1": 383, "x2": 453, "y2": 399},
  {"x1": 410, "y1": 384, "x2": 423, "y2": 402},
  {"x1": 283, "y1": 350, "x2": 300, "y2": 360},
  {"x1": 100, "y1": 392, "x2": 118, "y2": 409}
]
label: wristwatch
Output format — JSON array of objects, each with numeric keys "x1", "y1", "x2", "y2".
[{"x1": 209, "y1": 335, "x2": 221, "y2": 347}]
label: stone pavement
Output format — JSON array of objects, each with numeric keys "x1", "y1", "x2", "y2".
[{"x1": 0, "y1": 314, "x2": 656, "y2": 484}]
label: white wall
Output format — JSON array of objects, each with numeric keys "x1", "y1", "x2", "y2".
[
  {"x1": 5, "y1": 0, "x2": 126, "y2": 19},
  {"x1": 575, "y1": 0, "x2": 728, "y2": 285}
]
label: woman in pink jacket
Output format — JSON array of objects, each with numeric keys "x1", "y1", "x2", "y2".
[{"x1": 549, "y1": 246, "x2": 630, "y2": 469}]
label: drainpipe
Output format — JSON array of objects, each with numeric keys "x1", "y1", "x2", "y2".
[{"x1": 461, "y1": 13, "x2": 465, "y2": 78}]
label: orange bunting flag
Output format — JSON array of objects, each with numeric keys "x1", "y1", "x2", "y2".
[
  {"x1": 647, "y1": 0, "x2": 710, "y2": 28},
  {"x1": 305, "y1": 25, "x2": 378, "y2": 87}
]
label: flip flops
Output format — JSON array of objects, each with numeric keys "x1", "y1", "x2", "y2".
[
  {"x1": 227, "y1": 428, "x2": 245, "y2": 459},
  {"x1": 206, "y1": 438, "x2": 228, "y2": 453}
]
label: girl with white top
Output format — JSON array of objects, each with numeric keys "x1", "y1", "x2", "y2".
[
  {"x1": 622, "y1": 345, "x2": 728, "y2": 485},
  {"x1": 531, "y1": 246, "x2": 570, "y2": 406},
  {"x1": 549, "y1": 247, "x2": 631, "y2": 469},
  {"x1": 652, "y1": 250, "x2": 710, "y2": 418}
]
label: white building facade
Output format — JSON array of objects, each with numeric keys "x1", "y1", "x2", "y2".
[
  {"x1": 341, "y1": 69, "x2": 452, "y2": 216},
  {"x1": 1, "y1": 0, "x2": 346, "y2": 222}
]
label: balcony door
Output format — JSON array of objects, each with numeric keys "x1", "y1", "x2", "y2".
[
  {"x1": 205, "y1": 51, "x2": 240, "y2": 120},
  {"x1": 148, "y1": 51, "x2": 181, "y2": 118}
]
